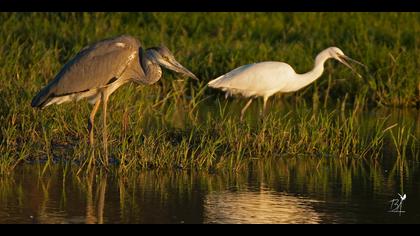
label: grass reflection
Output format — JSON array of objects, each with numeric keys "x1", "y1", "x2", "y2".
[{"x1": 1, "y1": 155, "x2": 418, "y2": 223}]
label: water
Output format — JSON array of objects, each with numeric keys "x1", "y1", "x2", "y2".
[
  {"x1": 0, "y1": 156, "x2": 419, "y2": 224},
  {"x1": 0, "y1": 102, "x2": 419, "y2": 224}
]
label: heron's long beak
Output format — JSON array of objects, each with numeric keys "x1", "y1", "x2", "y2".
[
  {"x1": 338, "y1": 55, "x2": 366, "y2": 78},
  {"x1": 166, "y1": 59, "x2": 199, "y2": 80}
]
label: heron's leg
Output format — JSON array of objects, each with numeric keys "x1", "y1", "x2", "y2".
[
  {"x1": 240, "y1": 98, "x2": 253, "y2": 122},
  {"x1": 88, "y1": 99, "x2": 101, "y2": 146},
  {"x1": 101, "y1": 90, "x2": 110, "y2": 165}
]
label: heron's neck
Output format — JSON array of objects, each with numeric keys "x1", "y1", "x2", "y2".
[
  {"x1": 140, "y1": 51, "x2": 162, "y2": 85},
  {"x1": 292, "y1": 50, "x2": 331, "y2": 91}
]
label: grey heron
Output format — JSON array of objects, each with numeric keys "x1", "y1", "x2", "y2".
[
  {"x1": 208, "y1": 47, "x2": 364, "y2": 121},
  {"x1": 31, "y1": 35, "x2": 198, "y2": 160}
]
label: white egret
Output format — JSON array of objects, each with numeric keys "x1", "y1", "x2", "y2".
[{"x1": 208, "y1": 47, "x2": 365, "y2": 121}]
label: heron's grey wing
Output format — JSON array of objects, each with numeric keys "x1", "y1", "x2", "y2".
[{"x1": 31, "y1": 35, "x2": 141, "y2": 108}]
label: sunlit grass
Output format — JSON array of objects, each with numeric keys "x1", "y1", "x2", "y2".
[{"x1": 0, "y1": 13, "x2": 419, "y2": 175}]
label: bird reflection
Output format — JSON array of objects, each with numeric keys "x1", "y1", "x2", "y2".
[{"x1": 84, "y1": 172, "x2": 107, "y2": 224}]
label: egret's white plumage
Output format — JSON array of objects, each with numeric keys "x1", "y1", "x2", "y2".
[{"x1": 208, "y1": 47, "x2": 364, "y2": 121}]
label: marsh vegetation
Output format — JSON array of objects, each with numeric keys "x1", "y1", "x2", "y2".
[{"x1": 0, "y1": 13, "x2": 419, "y2": 175}]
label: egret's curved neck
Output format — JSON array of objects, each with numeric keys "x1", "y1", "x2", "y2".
[
  {"x1": 292, "y1": 50, "x2": 332, "y2": 91},
  {"x1": 140, "y1": 50, "x2": 162, "y2": 85}
]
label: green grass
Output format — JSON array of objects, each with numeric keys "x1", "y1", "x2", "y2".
[{"x1": 0, "y1": 13, "x2": 419, "y2": 175}]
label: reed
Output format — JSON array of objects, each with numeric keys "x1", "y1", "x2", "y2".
[{"x1": 0, "y1": 13, "x2": 419, "y2": 174}]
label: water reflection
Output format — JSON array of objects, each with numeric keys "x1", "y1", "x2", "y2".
[
  {"x1": 1, "y1": 156, "x2": 419, "y2": 223},
  {"x1": 204, "y1": 190, "x2": 324, "y2": 224}
]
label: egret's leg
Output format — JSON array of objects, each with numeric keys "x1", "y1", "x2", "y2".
[
  {"x1": 240, "y1": 98, "x2": 253, "y2": 122},
  {"x1": 101, "y1": 91, "x2": 110, "y2": 165},
  {"x1": 88, "y1": 99, "x2": 101, "y2": 146},
  {"x1": 262, "y1": 97, "x2": 269, "y2": 117}
]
